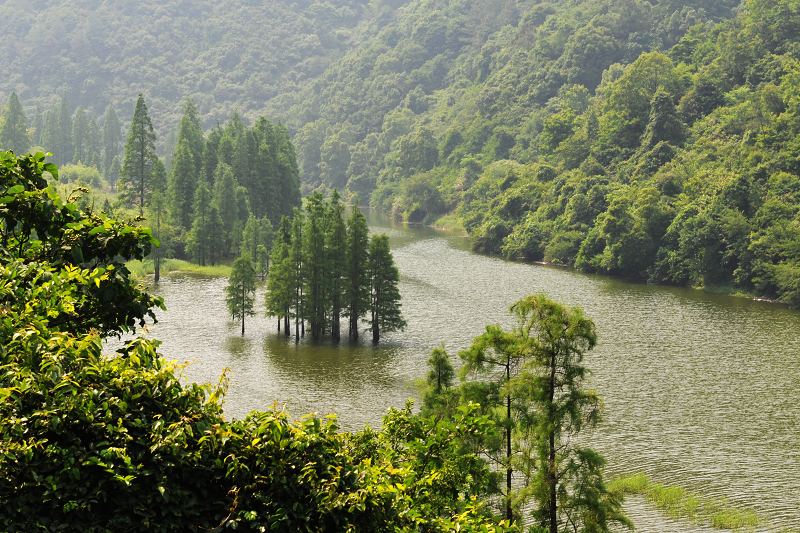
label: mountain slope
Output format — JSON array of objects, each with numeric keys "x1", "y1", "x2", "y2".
[{"x1": 0, "y1": 0, "x2": 385, "y2": 130}]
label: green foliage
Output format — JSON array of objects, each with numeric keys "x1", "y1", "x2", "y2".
[
  {"x1": 609, "y1": 473, "x2": 760, "y2": 530},
  {"x1": 460, "y1": 295, "x2": 630, "y2": 531},
  {"x1": 226, "y1": 255, "x2": 257, "y2": 335},
  {"x1": 367, "y1": 233, "x2": 406, "y2": 344},
  {"x1": 0, "y1": 92, "x2": 29, "y2": 154},
  {"x1": 0, "y1": 149, "x2": 512, "y2": 531},
  {"x1": 119, "y1": 94, "x2": 157, "y2": 212}
]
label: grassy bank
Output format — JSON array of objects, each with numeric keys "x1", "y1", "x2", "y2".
[
  {"x1": 430, "y1": 212, "x2": 466, "y2": 235},
  {"x1": 609, "y1": 473, "x2": 759, "y2": 531},
  {"x1": 127, "y1": 258, "x2": 232, "y2": 279}
]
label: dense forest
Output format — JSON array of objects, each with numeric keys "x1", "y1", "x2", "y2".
[
  {"x1": 3, "y1": 0, "x2": 798, "y2": 305},
  {"x1": 0, "y1": 0, "x2": 381, "y2": 132},
  {"x1": 276, "y1": 0, "x2": 800, "y2": 306},
  {"x1": 0, "y1": 150, "x2": 629, "y2": 532}
]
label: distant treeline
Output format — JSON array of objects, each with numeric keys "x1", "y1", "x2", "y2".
[{"x1": 0, "y1": 92, "x2": 301, "y2": 269}]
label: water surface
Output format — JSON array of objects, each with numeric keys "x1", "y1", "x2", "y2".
[{"x1": 129, "y1": 215, "x2": 800, "y2": 531}]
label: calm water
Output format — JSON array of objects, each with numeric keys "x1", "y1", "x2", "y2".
[{"x1": 127, "y1": 215, "x2": 800, "y2": 531}]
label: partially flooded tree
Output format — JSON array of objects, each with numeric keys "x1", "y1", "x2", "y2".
[
  {"x1": 226, "y1": 256, "x2": 257, "y2": 336},
  {"x1": 367, "y1": 234, "x2": 405, "y2": 344},
  {"x1": 461, "y1": 294, "x2": 630, "y2": 531}
]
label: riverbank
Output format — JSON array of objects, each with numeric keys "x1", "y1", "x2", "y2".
[
  {"x1": 428, "y1": 213, "x2": 791, "y2": 309},
  {"x1": 609, "y1": 474, "x2": 761, "y2": 531},
  {"x1": 126, "y1": 258, "x2": 232, "y2": 279}
]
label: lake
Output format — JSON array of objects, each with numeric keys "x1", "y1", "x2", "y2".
[{"x1": 128, "y1": 214, "x2": 800, "y2": 531}]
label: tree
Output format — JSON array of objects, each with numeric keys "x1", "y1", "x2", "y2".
[
  {"x1": 367, "y1": 234, "x2": 405, "y2": 344},
  {"x1": 226, "y1": 256, "x2": 257, "y2": 336},
  {"x1": 302, "y1": 193, "x2": 327, "y2": 340},
  {"x1": 325, "y1": 191, "x2": 347, "y2": 342},
  {"x1": 290, "y1": 208, "x2": 304, "y2": 341},
  {"x1": 150, "y1": 190, "x2": 166, "y2": 283},
  {"x1": 641, "y1": 88, "x2": 686, "y2": 148},
  {"x1": 102, "y1": 105, "x2": 122, "y2": 182},
  {"x1": 213, "y1": 162, "x2": 239, "y2": 257},
  {"x1": 461, "y1": 295, "x2": 630, "y2": 531},
  {"x1": 170, "y1": 141, "x2": 197, "y2": 229},
  {"x1": 345, "y1": 204, "x2": 370, "y2": 340},
  {"x1": 188, "y1": 182, "x2": 213, "y2": 265},
  {"x1": 422, "y1": 345, "x2": 457, "y2": 415},
  {"x1": 0, "y1": 92, "x2": 29, "y2": 154},
  {"x1": 266, "y1": 216, "x2": 293, "y2": 335},
  {"x1": 120, "y1": 94, "x2": 157, "y2": 213}
]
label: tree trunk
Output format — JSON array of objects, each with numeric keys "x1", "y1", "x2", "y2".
[
  {"x1": 284, "y1": 311, "x2": 290, "y2": 338},
  {"x1": 506, "y1": 362, "x2": 513, "y2": 524},
  {"x1": 240, "y1": 284, "x2": 245, "y2": 336},
  {"x1": 154, "y1": 255, "x2": 160, "y2": 283},
  {"x1": 372, "y1": 308, "x2": 379, "y2": 344},
  {"x1": 548, "y1": 352, "x2": 557, "y2": 533},
  {"x1": 278, "y1": 318, "x2": 281, "y2": 333}
]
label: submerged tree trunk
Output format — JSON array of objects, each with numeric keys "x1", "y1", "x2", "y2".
[
  {"x1": 506, "y1": 362, "x2": 513, "y2": 524},
  {"x1": 372, "y1": 308, "x2": 379, "y2": 344},
  {"x1": 548, "y1": 351, "x2": 557, "y2": 533}
]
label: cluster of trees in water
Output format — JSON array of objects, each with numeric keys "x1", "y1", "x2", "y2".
[
  {"x1": 1, "y1": 150, "x2": 627, "y2": 532},
  {"x1": 226, "y1": 191, "x2": 405, "y2": 344}
]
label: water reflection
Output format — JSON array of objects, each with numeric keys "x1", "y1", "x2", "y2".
[{"x1": 119, "y1": 213, "x2": 800, "y2": 532}]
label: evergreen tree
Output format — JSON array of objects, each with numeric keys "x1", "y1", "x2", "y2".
[
  {"x1": 85, "y1": 115, "x2": 101, "y2": 168},
  {"x1": 188, "y1": 182, "x2": 213, "y2": 266},
  {"x1": 226, "y1": 256, "x2": 257, "y2": 336},
  {"x1": 176, "y1": 99, "x2": 204, "y2": 175},
  {"x1": 265, "y1": 217, "x2": 293, "y2": 335},
  {"x1": 149, "y1": 190, "x2": 166, "y2": 283},
  {"x1": 290, "y1": 208, "x2": 304, "y2": 341},
  {"x1": 325, "y1": 190, "x2": 347, "y2": 342},
  {"x1": 345, "y1": 204, "x2": 370, "y2": 341},
  {"x1": 102, "y1": 105, "x2": 122, "y2": 181},
  {"x1": 422, "y1": 345, "x2": 457, "y2": 416},
  {"x1": 213, "y1": 162, "x2": 238, "y2": 257},
  {"x1": 169, "y1": 141, "x2": 196, "y2": 229},
  {"x1": 120, "y1": 94, "x2": 157, "y2": 214},
  {"x1": 302, "y1": 193, "x2": 327, "y2": 340},
  {"x1": 41, "y1": 97, "x2": 71, "y2": 166},
  {"x1": 367, "y1": 234, "x2": 405, "y2": 344},
  {"x1": 241, "y1": 214, "x2": 262, "y2": 264},
  {"x1": 71, "y1": 107, "x2": 88, "y2": 163},
  {"x1": 0, "y1": 92, "x2": 29, "y2": 154}
]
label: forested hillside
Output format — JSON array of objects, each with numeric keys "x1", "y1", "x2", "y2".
[
  {"x1": 1, "y1": 0, "x2": 799, "y2": 305},
  {"x1": 0, "y1": 0, "x2": 384, "y2": 130},
  {"x1": 275, "y1": 0, "x2": 800, "y2": 306}
]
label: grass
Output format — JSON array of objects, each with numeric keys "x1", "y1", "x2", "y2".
[
  {"x1": 127, "y1": 258, "x2": 232, "y2": 279},
  {"x1": 430, "y1": 212, "x2": 466, "y2": 234},
  {"x1": 609, "y1": 473, "x2": 760, "y2": 531}
]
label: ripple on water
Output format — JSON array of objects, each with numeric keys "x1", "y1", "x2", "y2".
[{"x1": 111, "y1": 222, "x2": 800, "y2": 531}]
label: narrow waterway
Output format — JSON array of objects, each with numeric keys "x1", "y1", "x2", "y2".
[{"x1": 128, "y1": 215, "x2": 800, "y2": 531}]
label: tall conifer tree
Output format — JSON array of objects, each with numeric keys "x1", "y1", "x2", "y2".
[
  {"x1": 325, "y1": 191, "x2": 347, "y2": 342},
  {"x1": 226, "y1": 256, "x2": 257, "y2": 336},
  {"x1": 102, "y1": 105, "x2": 122, "y2": 181},
  {"x1": 367, "y1": 234, "x2": 405, "y2": 344},
  {"x1": 345, "y1": 204, "x2": 370, "y2": 340},
  {"x1": 120, "y1": 94, "x2": 157, "y2": 213},
  {"x1": 0, "y1": 92, "x2": 29, "y2": 154}
]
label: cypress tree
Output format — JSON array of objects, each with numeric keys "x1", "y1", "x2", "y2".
[
  {"x1": 290, "y1": 208, "x2": 304, "y2": 342},
  {"x1": 345, "y1": 204, "x2": 370, "y2": 340},
  {"x1": 120, "y1": 94, "x2": 157, "y2": 214},
  {"x1": 71, "y1": 107, "x2": 88, "y2": 163},
  {"x1": 188, "y1": 182, "x2": 212, "y2": 266},
  {"x1": 213, "y1": 162, "x2": 238, "y2": 257},
  {"x1": 325, "y1": 190, "x2": 347, "y2": 342},
  {"x1": 302, "y1": 193, "x2": 327, "y2": 341},
  {"x1": 170, "y1": 141, "x2": 196, "y2": 229},
  {"x1": 102, "y1": 105, "x2": 122, "y2": 182},
  {"x1": 367, "y1": 234, "x2": 405, "y2": 344},
  {"x1": 0, "y1": 92, "x2": 29, "y2": 154},
  {"x1": 266, "y1": 216, "x2": 293, "y2": 335},
  {"x1": 176, "y1": 99, "x2": 204, "y2": 175},
  {"x1": 226, "y1": 256, "x2": 257, "y2": 336}
]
